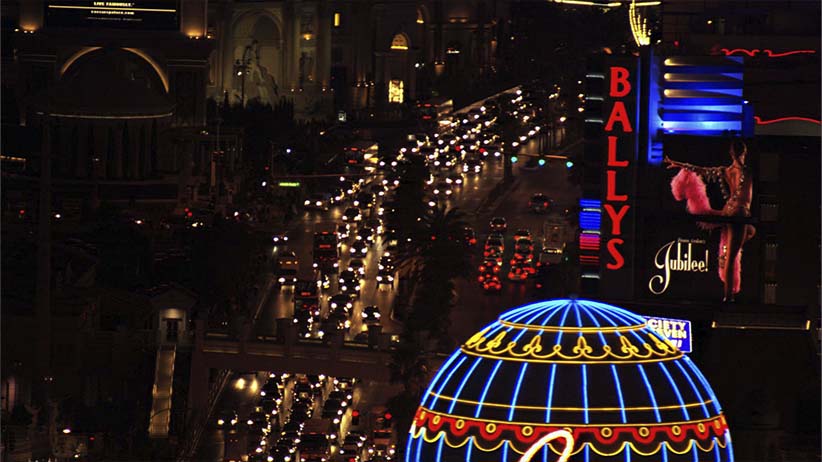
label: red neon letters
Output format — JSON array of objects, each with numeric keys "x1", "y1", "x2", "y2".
[{"x1": 604, "y1": 66, "x2": 633, "y2": 270}]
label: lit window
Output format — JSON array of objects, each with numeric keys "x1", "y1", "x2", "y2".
[
  {"x1": 388, "y1": 80, "x2": 404, "y2": 103},
  {"x1": 390, "y1": 34, "x2": 409, "y2": 51},
  {"x1": 334, "y1": 12, "x2": 341, "y2": 28}
]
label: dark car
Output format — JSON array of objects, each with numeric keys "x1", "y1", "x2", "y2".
[
  {"x1": 463, "y1": 158, "x2": 483, "y2": 175},
  {"x1": 319, "y1": 314, "x2": 349, "y2": 339},
  {"x1": 462, "y1": 227, "x2": 477, "y2": 246},
  {"x1": 529, "y1": 193, "x2": 551, "y2": 213},
  {"x1": 489, "y1": 216, "x2": 507, "y2": 233},
  {"x1": 376, "y1": 268, "x2": 394, "y2": 289},
  {"x1": 338, "y1": 270, "x2": 362, "y2": 297},
  {"x1": 322, "y1": 398, "x2": 346, "y2": 423},
  {"x1": 292, "y1": 310, "x2": 314, "y2": 338},
  {"x1": 361, "y1": 305, "x2": 382, "y2": 326},
  {"x1": 354, "y1": 192, "x2": 376, "y2": 209},
  {"x1": 329, "y1": 294, "x2": 354, "y2": 313},
  {"x1": 342, "y1": 206, "x2": 363, "y2": 222}
]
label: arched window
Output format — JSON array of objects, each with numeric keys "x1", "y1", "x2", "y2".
[{"x1": 390, "y1": 33, "x2": 409, "y2": 51}]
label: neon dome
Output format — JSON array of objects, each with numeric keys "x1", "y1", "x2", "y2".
[{"x1": 406, "y1": 299, "x2": 733, "y2": 462}]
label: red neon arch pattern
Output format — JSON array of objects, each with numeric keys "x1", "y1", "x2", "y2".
[
  {"x1": 755, "y1": 116, "x2": 821, "y2": 125},
  {"x1": 720, "y1": 48, "x2": 817, "y2": 58}
]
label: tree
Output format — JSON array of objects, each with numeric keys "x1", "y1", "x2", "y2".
[{"x1": 189, "y1": 217, "x2": 260, "y2": 316}]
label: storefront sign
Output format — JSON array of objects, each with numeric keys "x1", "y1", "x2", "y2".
[
  {"x1": 603, "y1": 65, "x2": 634, "y2": 271},
  {"x1": 643, "y1": 316, "x2": 693, "y2": 353},
  {"x1": 46, "y1": 1, "x2": 179, "y2": 30},
  {"x1": 648, "y1": 238, "x2": 710, "y2": 295}
]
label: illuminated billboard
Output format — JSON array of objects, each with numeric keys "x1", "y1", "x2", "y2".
[
  {"x1": 643, "y1": 315, "x2": 693, "y2": 353},
  {"x1": 45, "y1": 1, "x2": 179, "y2": 30},
  {"x1": 637, "y1": 135, "x2": 758, "y2": 302}
]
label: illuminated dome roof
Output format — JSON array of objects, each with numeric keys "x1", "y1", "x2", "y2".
[{"x1": 407, "y1": 299, "x2": 733, "y2": 462}]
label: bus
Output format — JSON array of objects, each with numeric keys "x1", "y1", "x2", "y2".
[
  {"x1": 416, "y1": 97, "x2": 454, "y2": 129},
  {"x1": 313, "y1": 225, "x2": 340, "y2": 273},
  {"x1": 343, "y1": 141, "x2": 380, "y2": 172}
]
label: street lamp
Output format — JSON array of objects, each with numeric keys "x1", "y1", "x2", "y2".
[{"x1": 234, "y1": 40, "x2": 257, "y2": 107}]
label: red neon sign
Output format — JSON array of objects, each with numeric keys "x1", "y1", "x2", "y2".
[
  {"x1": 602, "y1": 66, "x2": 633, "y2": 271},
  {"x1": 754, "y1": 116, "x2": 821, "y2": 125},
  {"x1": 720, "y1": 48, "x2": 817, "y2": 58}
]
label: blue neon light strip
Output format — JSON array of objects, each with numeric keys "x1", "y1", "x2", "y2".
[
  {"x1": 508, "y1": 363, "x2": 529, "y2": 421},
  {"x1": 449, "y1": 357, "x2": 483, "y2": 413},
  {"x1": 582, "y1": 364, "x2": 590, "y2": 424},
  {"x1": 637, "y1": 364, "x2": 663, "y2": 423},
  {"x1": 473, "y1": 360, "x2": 503, "y2": 418},
  {"x1": 658, "y1": 362, "x2": 690, "y2": 420},
  {"x1": 435, "y1": 434, "x2": 445, "y2": 461},
  {"x1": 427, "y1": 356, "x2": 467, "y2": 409},
  {"x1": 579, "y1": 199, "x2": 602, "y2": 208},
  {"x1": 545, "y1": 363, "x2": 558, "y2": 422},
  {"x1": 672, "y1": 359, "x2": 710, "y2": 418},
  {"x1": 682, "y1": 356, "x2": 723, "y2": 414}
]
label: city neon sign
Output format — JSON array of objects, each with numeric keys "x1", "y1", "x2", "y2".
[
  {"x1": 643, "y1": 315, "x2": 693, "y2": 353},
  {"x1": 603, "y1": 66, "x2": 633, "y2": 270}
]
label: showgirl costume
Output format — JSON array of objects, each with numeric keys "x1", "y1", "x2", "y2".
[{"x1": 669, "y1": 162, "x2": 756, "y2": 294}]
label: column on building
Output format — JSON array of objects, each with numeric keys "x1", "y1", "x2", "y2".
[{"x1": 317, "y1": 0, "x2": 331, "y2": 89}]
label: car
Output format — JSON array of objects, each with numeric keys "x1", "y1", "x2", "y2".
[
  {"x1": 483, "y1": 144, "x2": 503, "y2": 158},
  {"x1": 343, "y1": 207, "x2": 363, "y2": 222},
  {"x1": 276, "y1": 267, "x2": 298, "y2": 289},
  {"x1": 488, "y1": 231, "x2": 504, "y2": 241},
  {"x1": 379, "y1": 255, "x2": 395, "y2": 272},
  {"x1": 463, "y1": 158, "x2": 483, "y2": 174},
  {"x1": 261, "y1": 380, "x2": 284, "y2": 403},
  {"x1": 513, "y1": 229, "x2": 532, "y2": 242},
  {"x1": 329, "y1": 294, "x2": 353, "y2": 313},
  {"x1": 484, "y1": 238, "x2": 504, "y2": 257},
  {"x1": 329, "y1": 186, "x2": 346, "y2": 204},
  {"x1": 376, "y1": 268, "x2": 394, "y2": 289},
  {"x1": 431, "y1": 181, "x2": 452, "y2": 196},
  {"x1": 290, "y1": 404, "x2": 312, "y2": 423},
  {"x1": 338, "y1": 270, "x2": 362, "y2": 296},
  {"x1": 537, "y1": 246, "x2": 564, "y2": 267},
  {"x1": 446, "y1": 172, "x2": 464, "y2": 185},
  {"x1": 362, "y1": 305, "x2": 382, "y2": 325},
  {"x1": 348, "y1": 258, "x2": 366, "y2": 276},
  {"x1": 365, "y1": 218, "x2": 384, "y2": 236},
  {"x1": 483, "y1": 274, "x2": 502, "y2": 292},
  {"x1": 304, "y1": 192, "x2": 331, "y2": 211},
  {"x1": 322, "y1": 399, "x2": 346, "y2": 423},
  {"x1": 337, "y1": 223, "x2": 351, "y2": 240},
  {"x1": 508, "y1": 261, "x2": 531, "y2": 281},
  {"x1": 216, "y1": 409, "x2": 238, "y2": 427},
  {"x1": 462, "y1": 227, "x2": 477, "y2": 246},
  {"x1": 349, "y1": 240, "x2": 369, "y2": 256},
  {"x1": 340, "y1": 434, "x2": 366, "y2": 458},
  {"x1": 357, "y1": 226, "x2": 375, "y2": 245},
  {"x1": 334, "y1": 377, "x2": 357, "y2": 389},
  {"x1": 478, "y1": 257, "x2": 502, "y2": 275},
  {"x1": 515, "y1": 238, "x2": 534, "y2": 254},
  {"x1": 319, "y1": 313, "x2": 350, "y2": 339},
  {"x1": 485, "y1": 247, "x2": 504, "y2": 264},
  {"x1": 353, "y1": 192, "x2": 376, "y2": 209},
  {"x1": 489, "y1": 217, "x2": 507, "y2": 233},
  {"x1": 529, "y1": 193, "x2": 551, "y2": 213},
  {"x1": 328, "y1": 389, "x2": 353, "y2": 403},
  {"x1": 315, "y1": 272, "x2": 331, "y2": 291},
  {"x1": 272, "y1": 231, "x2": 289, "y2": 245},
  {"x1": 246, "y1": 408, "x2": 269, "y2": 431},
  {"x1": 292, "y1": 310, "x2": 314, "y2": 338}
]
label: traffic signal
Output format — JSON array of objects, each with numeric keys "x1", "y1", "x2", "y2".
[
  {"x1": 510, "y1": 156, "x2": 518, "y2": 164},
  {"x1": 351, "y1": 409, "x2": 360, "y2": 426},
  {"x1": 565, "y1": 160, "x2": 574, "y2": 169},
  {"x1": 382, "y1": 412, "x2": 393, "y2": 429},
  {"x1": 538, "y1": 158, "x2": 546, "y2": 167}
]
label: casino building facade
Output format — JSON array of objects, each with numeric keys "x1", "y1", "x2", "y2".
[{"x1": 1, "y1": 0, "x2": 507, "y2": 210}]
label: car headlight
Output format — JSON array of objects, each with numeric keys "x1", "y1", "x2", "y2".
[
  {"x1": 278, "y1": 277, "x2": 285, "y2": 283},
  {"x1": 304, "y1": 200, "x2": 310, "y2": 206},
  {"x1": 217, "y1": 419, "x2": 225, "y2": 425}
]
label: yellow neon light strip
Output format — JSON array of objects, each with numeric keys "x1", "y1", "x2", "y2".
[
  {"x1": 47, "y1": 5, "x2": 176, "y2": 13},
  {"x1": 458, "y1": 347, "x2": 684, "y2": 364},
  {"x1": 498, "y1": 319, "x2": 646, "y2": 332},
  {"x1": 410, "y1": 423, "x2": 728, "y2": 457},
  {"x1": 425, "y1": 393, "x2": 715, "y2": 412},
  {"x1": 417, "y1": 407, "x2": 725, "y2": 428}
]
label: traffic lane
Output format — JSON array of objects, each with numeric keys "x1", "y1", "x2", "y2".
[{"x1": 196, "y1": 372, "x2": 270, "y2": 462}]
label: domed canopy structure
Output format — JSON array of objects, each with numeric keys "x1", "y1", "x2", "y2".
[{"x1": 407, "y1": 299, "x2": 733, "y2": 462}]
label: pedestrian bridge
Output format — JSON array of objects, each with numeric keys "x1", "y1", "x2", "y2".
[{"x1": 188, "y1": 320, "x2": 447, "y2": 410}]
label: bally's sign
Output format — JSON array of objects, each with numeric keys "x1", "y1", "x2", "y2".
[
  {"x1": 648, "y1": 238, "x2": 709, "y2": 295},
  {"x1": 643, "y1": 316, "x2": 693, "y2": 353}
]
